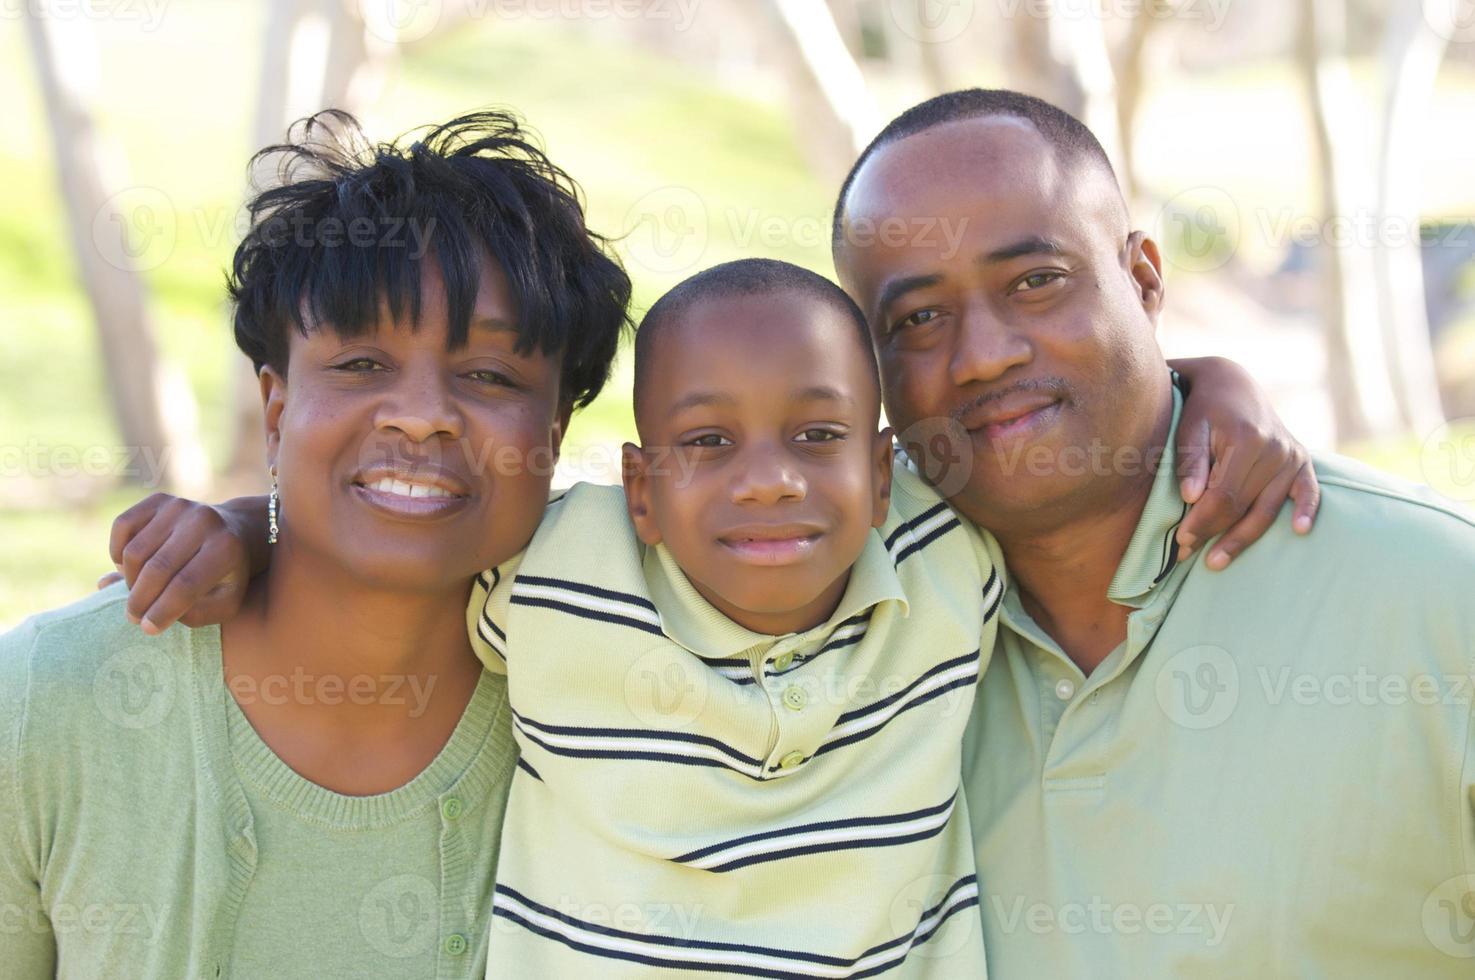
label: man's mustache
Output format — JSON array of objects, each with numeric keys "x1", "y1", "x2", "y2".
[{"x1": 948, "y1": 377, "x2": 1075, "y2": 424}]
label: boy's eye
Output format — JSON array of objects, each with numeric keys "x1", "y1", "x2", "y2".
[
  {"x1": 687, "y1": 434, "x2": 732, "y2": 448},
  {"x1": 795, "y1": 428, "x2": 842, "y2": 443},
  {"x1": 1013, "y1": 271, "x2": 1064, "y2": 293}
]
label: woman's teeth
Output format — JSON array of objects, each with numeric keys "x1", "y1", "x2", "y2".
[{"x1": 366, "y1": 478, "x2": 455, "y2": 499}]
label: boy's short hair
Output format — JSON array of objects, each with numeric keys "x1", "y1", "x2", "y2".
[
  {"x1": 229, "y1": 109, "x2": 631, "y2": 410},
  {"x1": 633, "y1": 258, "x2": 878, "y2": 420}
]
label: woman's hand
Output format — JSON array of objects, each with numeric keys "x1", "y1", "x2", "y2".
[
  {"x1": 102, "y1": 494, "x2": 269, "y2": 633},
  {"x1": 1169, "y1": 356, "x2": 1320, "y2": 570}
]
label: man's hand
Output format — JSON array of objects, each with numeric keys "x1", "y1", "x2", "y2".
[
  {"x1": 102, "y1": 493, "x2": 270, "y2": 634},
  {"x1": 1170, "y1": 356, "x2": 1320, "y2": 570}
]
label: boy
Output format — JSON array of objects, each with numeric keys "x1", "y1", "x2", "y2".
[{"x1": 473, "y1": 258, "x2": 1001, "y2": 976}]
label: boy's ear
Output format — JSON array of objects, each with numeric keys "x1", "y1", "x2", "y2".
[
  {"x1": 258, "y1": 366, "x2": 287, "y2": 471},
  {"x1": 621, "y1": 442, "x2": 662, "y2": 546},
  {"x1": 871, "y1": 426, "x2": 895, "y2": 529}
]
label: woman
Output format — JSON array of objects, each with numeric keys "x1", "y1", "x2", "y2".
[{"x1": 1, "y1": 108, "x2": 1309, "y2": 978}]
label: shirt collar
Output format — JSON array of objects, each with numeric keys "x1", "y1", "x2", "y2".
[
  {"x1": 1105, "y1": 379, "x2": 1190, "y2": 608},
  {"x1": 643, "y1": 528, "x2": 910, "y2": 660}
]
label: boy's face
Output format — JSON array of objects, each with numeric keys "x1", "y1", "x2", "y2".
[{"x1": 623, "y1": 290, "x2": 893, "y2": 636}]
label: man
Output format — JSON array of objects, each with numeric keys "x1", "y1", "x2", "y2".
[{"x1": 833, "y1": 88, "x2": 1475, "y2": 975}]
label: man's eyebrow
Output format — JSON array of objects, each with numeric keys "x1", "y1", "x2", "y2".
[
  {"x1": 668, "y1": 390, "x2": 737, "y2": 416},
  {"x1": 877, "y1": 274, "x2": 943, "y2": 314},
  {"x1": 982, "y1": 236, "x2": 1066, "y2": 264}
]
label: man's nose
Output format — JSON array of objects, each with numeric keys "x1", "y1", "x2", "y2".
[{"x1": 948, "y1": 304, "x2": 1033, "y2": 388}]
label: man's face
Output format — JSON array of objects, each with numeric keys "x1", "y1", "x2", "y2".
[
  {"x1": 624, "y1": 291, "x2": 892, "y2": 637},
  {"x1": 262, "y1": 251, "x2": 565, "y2": 592},
  {"x1": 836, "y1": 116, "x2": 1170, "y2": 531}
]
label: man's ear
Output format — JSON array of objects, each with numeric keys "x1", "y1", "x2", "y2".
[
  {"x1": 1127, "y1": 230, "x2": 1166, "y2": 325},
  {"x1": 621, "y1": 442, "x2": 662, "y2": 546},
  {"x1": 870, "y1": 425, "x2": 895, "y2": 529},
  {"x1": 258, "y1": 365, "x2": 287, "y2": 472}
]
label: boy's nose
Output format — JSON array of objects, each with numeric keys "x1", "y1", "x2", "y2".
[{"x1": 730, "y1": 446, "x2": 806, "y2": 507}]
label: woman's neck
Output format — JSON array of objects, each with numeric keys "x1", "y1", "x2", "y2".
[{"x1": 219, "y1": 542, "x2": 486, "y2": 795}]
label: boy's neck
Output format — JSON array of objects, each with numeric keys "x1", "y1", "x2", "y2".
[{"x1": 696, "y1": 567, "x2": 853, "y2": 638}]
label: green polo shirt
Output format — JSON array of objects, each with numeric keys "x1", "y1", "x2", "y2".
[{"x1": 961, "y1": 387, "x2": 1475, "y2": 976}]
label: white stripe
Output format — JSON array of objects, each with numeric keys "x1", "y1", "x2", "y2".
[
  {"x1": 886, "y1": 508, "x2": 956, "y2": 562},
  {"x1": 493, "y1": 880, "x2": 976, "y2": 978},
  {"x1": 513, "y1": 717, "x2": 763, "y2": 778},
  {"x1": 685, "y1": 801, "x2": 955, "y2": 870},
  {"x1": 822, "y1": 660, "x2": 978, "y2": 746},
  {"x1": 513, "y1": 582, "x2": 661, "y2": 628},
  {"x1": 476, "y1": 614, "x2": 507, "y2": 661}
]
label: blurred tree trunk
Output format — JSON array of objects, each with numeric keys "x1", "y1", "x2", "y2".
[
  {"x1": 1296, "y1": 0, "x2": 1401, "y2": 443},
  {"x1": 741, "y1": 0, "x2": 881, "y2": 185},
  {"x1": 1112, "y1": 0, "x2": 1170, "y2": 210},
  {"x1": 223, "y1": 0, "x2": 396, "y2": 493},
  {"x1": 1375, "y1": 1, "x2": 1450, "y2": 433},
  {"x1": 22, "y1": 7, "x2": 208, "y2": 494}
]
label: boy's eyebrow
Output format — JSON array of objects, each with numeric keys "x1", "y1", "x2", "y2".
[
  {"x1": 792, "y1": 385, "x2": 853, "y2": 405},
  {"x1": 668, "y1": 390, "x2": 736, "y2": 416}
]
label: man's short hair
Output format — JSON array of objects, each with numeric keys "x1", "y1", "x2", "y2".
[
  {"x1": 633, "y1": 258, "x2": 878, "y2": 420},
  {"x1": 832, "y1": 88, "x2": 1119, "y2": 252},
  {"x1": 229, "y1": 109, "x2": 632, "y2": 410}
]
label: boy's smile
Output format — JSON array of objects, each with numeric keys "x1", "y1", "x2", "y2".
[{"x1": 623, "y1": 288, "x2": 894, "y2": 636}]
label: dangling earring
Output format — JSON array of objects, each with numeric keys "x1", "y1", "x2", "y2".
[{"x1": 268, "y1": 465, "x2": 280, "y2": 545}]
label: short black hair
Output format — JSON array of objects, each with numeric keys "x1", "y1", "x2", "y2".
[
  {"x1": 229, "y1": 108, "x2": 632, "y2": 410},
  {"x1": 632, "y1": 258, "x2": 878, "y2": 422},
  {"x1": 832, "y1": 88, "x2": 1118, "y2": 251}
]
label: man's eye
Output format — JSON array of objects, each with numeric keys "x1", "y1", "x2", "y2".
[
  {"x1": 1014, "y1": 271, "x2": 1063, "y2": 293},
  {"x1": 687, "y1": 434, "x2": 731, "y2": 448},
  {"x1": 796, "y1": 429, "x2": 842, "y2": 443},
  {"x1": 893, "y1": 308, "x2": 939, "y2": 333}
]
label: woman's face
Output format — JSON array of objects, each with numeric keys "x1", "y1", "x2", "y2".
[{"x1": 261, "y1": 252, "x2": 566, "y2": 592}]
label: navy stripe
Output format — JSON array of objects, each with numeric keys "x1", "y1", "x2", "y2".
[
  {"x1": 704, "y1": 824, "x2": 954, "y2": 874},
  {"x1": 511, "y1": 595, "x2": 664, "y2": 637},
  {"x1": 492, "y1": 877, "x2": 978, "y2": 978},
  {"x1": 513, "y1": 711, "x2": 764, "y2": 767},
  {"x1": 673, "y1": 795, "x2": 956, "y2": 864},
  {"x1": 883, "y1": 501, "x2": 951, "y2": 552},
  {"x1": 833, "y1": 650, "x2": 978, "y2": 728},
  {"x1": 892, "y1": 516, "x2": 961, "y2": 565},
  {"x1": 815, "y1": 675, "x2": 977, "y2": 759},
  {"x1": 515, "y1": 756, "x2": 542, "y2": 781},
  {"x1": 515, "y1": 574, "x2": 658, "y2": 614}
]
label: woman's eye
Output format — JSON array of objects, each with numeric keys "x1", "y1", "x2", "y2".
[
  {"x1": 688, "y1": 434, "x2": 731, "y2": 448},
  {"x1": 796, "y1": 429, "x2": 842, "y2": 443},
  {"x1": 334, "y1": 357, "x2": 384, "y2": 372},
  {"x1": 1015, "y1": 271, "x2": 1063, "y2": 293},
  {"x1": 468, "y1": 369, "x2": 515, "y2": 387}
]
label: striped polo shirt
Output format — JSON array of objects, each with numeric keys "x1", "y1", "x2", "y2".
[{"x1": 466, "y1": 463, "x2": 1004, "y2": 978}]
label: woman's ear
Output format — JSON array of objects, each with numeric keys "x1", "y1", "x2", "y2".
[
  {"x1": 258, "y1": 365, "x2": 287, "y2": 471},
  {"x1": 871, "y1": 426, "x2": 895, "y2": 528},
  {"x1": 621, "y1": 442, "x2": 662, "y2": 546},
  {"x1": 549, "y1": 401, "x2": 573, "y2": 464}
]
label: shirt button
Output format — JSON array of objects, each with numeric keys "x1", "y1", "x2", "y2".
[
  {"x1": 440, "y1": 797, "x2": 464, "y2": 821},
  {"x1": 443, "y1": 933, "x2": 468, "y2": 956},
  {"x1": 782, "y1": 686, "x2": 807, "y2": 712},
  {"x1": 1054, "y1": 678, "x2": 1076, "y2": 701},
  {"x1": 773, "y1": 652, "x2": 795, "y2": 672},
  {"x1": 778, "y1": 751, "x2": 805, "y2": 770}
]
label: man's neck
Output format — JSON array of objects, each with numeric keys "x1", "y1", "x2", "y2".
[
  {"x1": 220, "y1": 544, "x2": 484, "y2": 794},
  {"x1": 989, "y1": 403, "x2": 1174, "y2": 676}
]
